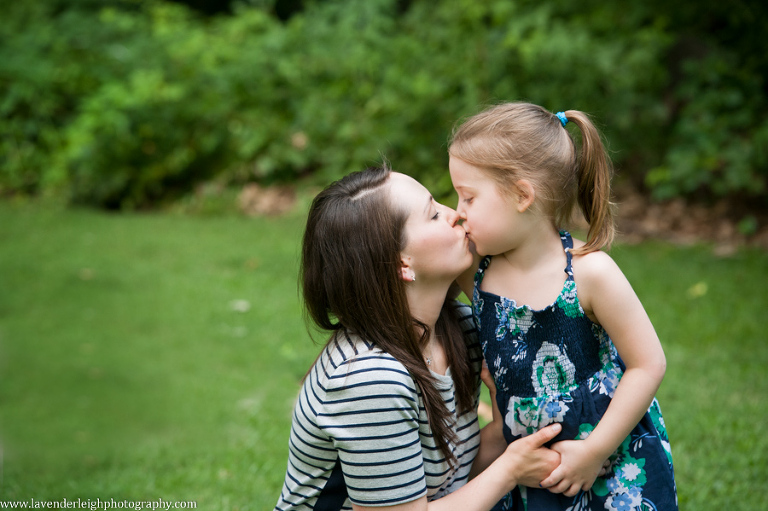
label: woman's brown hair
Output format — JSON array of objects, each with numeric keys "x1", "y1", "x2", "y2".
[
  {"x1": 449, "y1": 102, "x2": 615, "y2": 255},
  {"x1": 301, "y1": 166, "x2": 475, "y2": 466}
]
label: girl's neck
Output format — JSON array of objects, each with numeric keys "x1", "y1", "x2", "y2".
[
  {"x1": 483, "y1": 224, "x2": 568, "y2": 310},
  {"x1": 501, "y1": 222, "x2": 561, "y2": 271}
]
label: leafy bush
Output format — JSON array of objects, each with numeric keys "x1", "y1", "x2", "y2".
[
  {"x1": 646, "y1": 26, "x2": 768, "y2": 199},
  {"x1": 49, "y1": 5, "x2": 267, "y2": 207},
  {"x1": 0, "y1": 0, "x2": 765, "y2": 207}
]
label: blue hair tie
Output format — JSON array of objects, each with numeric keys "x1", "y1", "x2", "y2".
[{"x1": 556, "y1": 111, "x2": 568, "y2": 127}]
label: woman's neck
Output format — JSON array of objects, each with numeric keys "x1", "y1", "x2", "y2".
[
  {"x1": 405, "y1": 281, "x2": 450, "y2": 332},
  {"x1": 406, "y1": 284, "x2": 449, "y2": 375}
]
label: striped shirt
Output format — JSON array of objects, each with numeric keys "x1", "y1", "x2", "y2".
[{"x1": 274, "y1": 302, "x2": 482, "y2": 510}]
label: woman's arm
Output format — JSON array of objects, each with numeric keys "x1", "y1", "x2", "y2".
[
  {"x1": 541, "y1": 250, "x2": 666, "y2": 496},
  {"x1": 468, "y1": 363, "x2": 513, "y2": 478},
  {"x1": 352, "y1": 423, "x2": 563, "y2": 511},
  {"x1": 468, "y1": 409, "x2": 508, "y2": 480}
]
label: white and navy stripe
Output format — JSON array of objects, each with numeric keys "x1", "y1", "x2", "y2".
[{"x1": 274, "y1": 302, "x2": 482, "y2": 510}]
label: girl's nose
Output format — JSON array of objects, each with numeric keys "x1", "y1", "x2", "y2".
[
  {"x1": 455, "y1": 201, "x2": 467, "y2": 220},
  {"x1": 453, "y1": 203, "x2": 468, "y2": 223}
]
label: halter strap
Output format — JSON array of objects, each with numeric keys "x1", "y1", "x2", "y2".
[{"x1": 560, "y1": 231, "x2": 574, "y2": 278}]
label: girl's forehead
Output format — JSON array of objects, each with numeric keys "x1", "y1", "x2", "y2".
[
  {"x1": 449, "y1": 156, "x2": 482, "y2": 175},
  {"x1": 450, "y1": 160, "x2": 494, "y2": 188}
]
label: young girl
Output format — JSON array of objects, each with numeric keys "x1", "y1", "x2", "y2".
[{"x1": 449, "y1": 103, "x2": 677, "y2": 511}]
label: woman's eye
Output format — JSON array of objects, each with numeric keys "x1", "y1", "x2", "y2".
[
  {"x1": 464, "y1": 198, "x2": 473, "y2": 204},
  {"x1": 432, "y1": 211, "x2": 440, "y2": 220}
]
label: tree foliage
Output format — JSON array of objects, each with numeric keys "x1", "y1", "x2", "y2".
[{"x1": 0, "y1": 0, "x2": 765, "y2": 208}]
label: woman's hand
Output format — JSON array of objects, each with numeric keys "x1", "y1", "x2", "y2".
[
  {"x1": 501, "y1": 423, "x2": 562, "y2": 488},
  {"x1": 539, "y1": 440, "x2": 605, "y2": 497}
]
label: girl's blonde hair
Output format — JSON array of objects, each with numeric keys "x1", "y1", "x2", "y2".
[{"x1": 449, "y1": 102, "x2": 615, "y2": 255}]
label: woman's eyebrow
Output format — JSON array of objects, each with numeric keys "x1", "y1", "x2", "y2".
[{"x1": 424, "y1": 195, "x2": 433, "y2": 215}]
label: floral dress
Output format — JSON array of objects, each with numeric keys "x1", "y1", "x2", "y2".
[{"x1": 474, "y1": 232, "x2": 677, "y2": 511}]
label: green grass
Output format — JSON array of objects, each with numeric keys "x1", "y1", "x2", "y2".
[
  {"x1": 1, "y1": 201, "x2": 766, "y2": 509},
  {"x1": 0, "y1": 201, "x2": 313, "y2": 509}
]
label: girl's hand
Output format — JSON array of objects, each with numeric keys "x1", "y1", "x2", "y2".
[{"x1": 539, "y1": 440, "x2": 605, "y2": 497}]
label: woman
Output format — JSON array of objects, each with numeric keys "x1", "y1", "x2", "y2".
[{"x1": 274, "y1": 167, "x2": 562, "y2": 511}]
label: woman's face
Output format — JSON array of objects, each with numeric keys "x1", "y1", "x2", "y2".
[{"x1": 388, "y1": 172, "x2": 473, "y2": 282}]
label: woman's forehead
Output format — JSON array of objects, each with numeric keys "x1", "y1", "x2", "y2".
[
  {"x1": 389, "y1": 172, "x2": 426, "y2": 193},
  {"x1": 388, "y1": 172, "x2": 431, "y2": 208},
  {"x1": 389, "y1": 172, "x2": 432, "y2": 218}
]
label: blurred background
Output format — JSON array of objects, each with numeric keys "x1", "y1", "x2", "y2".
[
  {"x1": 2, "y1": 0, "x2": 767, "y2": 216},
  {"x1": 1, "y1": 0, "x2": 766, "y2": 509}
]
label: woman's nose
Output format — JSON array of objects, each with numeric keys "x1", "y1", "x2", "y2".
[{"x1": 442, "y1": 205, "x2": 461, "y2": 226}]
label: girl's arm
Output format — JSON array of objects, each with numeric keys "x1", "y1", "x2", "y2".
[
  {"x1": 353, "y1": 423, "x2": 563, "y2": 511},
  {"x1": 541, "y1": 250, "x2": 667, "y2": 496},
  {"x1": 455, "y1": 245, "x2": 481, "y2": 299}
]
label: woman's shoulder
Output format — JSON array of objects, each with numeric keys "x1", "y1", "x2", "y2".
[
  {"x1": 450, "y1": 300, "x2": 475, "y2": 327},
  {"x1": 318, "y1": 330, "x2": 418, "y2": 391},
  {"x1": 305, "y1": 333, "x2": 423, "y2": 434},
  {"x1": 448, "y1": 299, "x2": 480, "y2": 347}
]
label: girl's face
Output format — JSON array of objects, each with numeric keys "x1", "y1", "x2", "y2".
[
  {"x1": 388, "y1": 172, "x2": 473, "y2": 282},
  {"x1": 449, "y1": 156, "x2": 522, "y2": 257}
]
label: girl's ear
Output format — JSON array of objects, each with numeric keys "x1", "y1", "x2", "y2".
[{"x1": 514, "y1": 179, "x2": 536, "y2": 212}]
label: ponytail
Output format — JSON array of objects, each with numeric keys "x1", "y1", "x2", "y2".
[
  {"x1": 449, "y1": 102, "x2": 616, "y2": 255},
  {"x1": 563, "y1": 110, "x2": 615, "y2": 255}
]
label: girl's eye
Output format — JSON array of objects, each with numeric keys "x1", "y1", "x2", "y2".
[
  {"x1": 464, "y1": 198, "x2": 473, "y2": 204},
  {"x1": 432, "y1": 211, "x2": 440, "y2": 220}
]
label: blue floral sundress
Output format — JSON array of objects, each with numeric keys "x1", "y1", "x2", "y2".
[{"x1": 474, "y1": 232, "x2": 677, "y2": 511}]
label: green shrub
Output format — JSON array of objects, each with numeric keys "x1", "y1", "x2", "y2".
[
  {"x1": 52, "y1": 6, "x2": 224, "y2": 207},
  {"x1": 0, "y1": 0, "x2": 765, "y2": 207},
  {"x1": 647, "y1": 49, "x2": 768, "y2": 199}
]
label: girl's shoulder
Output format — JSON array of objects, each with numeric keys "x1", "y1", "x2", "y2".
[
  {"x1": 569, "y1": 240, "x2": 631, "y2": 318},
  {"x1": 569, "y1": 236, "x2": 622, "y2": 279},
  {"x1": 572, "y1": 248, "x2": 619, "y2": 275}
]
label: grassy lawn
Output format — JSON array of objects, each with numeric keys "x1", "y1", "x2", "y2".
[{"x1": 1, "y1": 200, "x2": 766, "y2": 509}]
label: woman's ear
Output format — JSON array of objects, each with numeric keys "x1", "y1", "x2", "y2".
[
  {"x1": 400, "y1": 258, "x2": 416, "y2": 282},
  {"x1": 514, "y1": 179, "x2": 535, "y2": 212}
]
